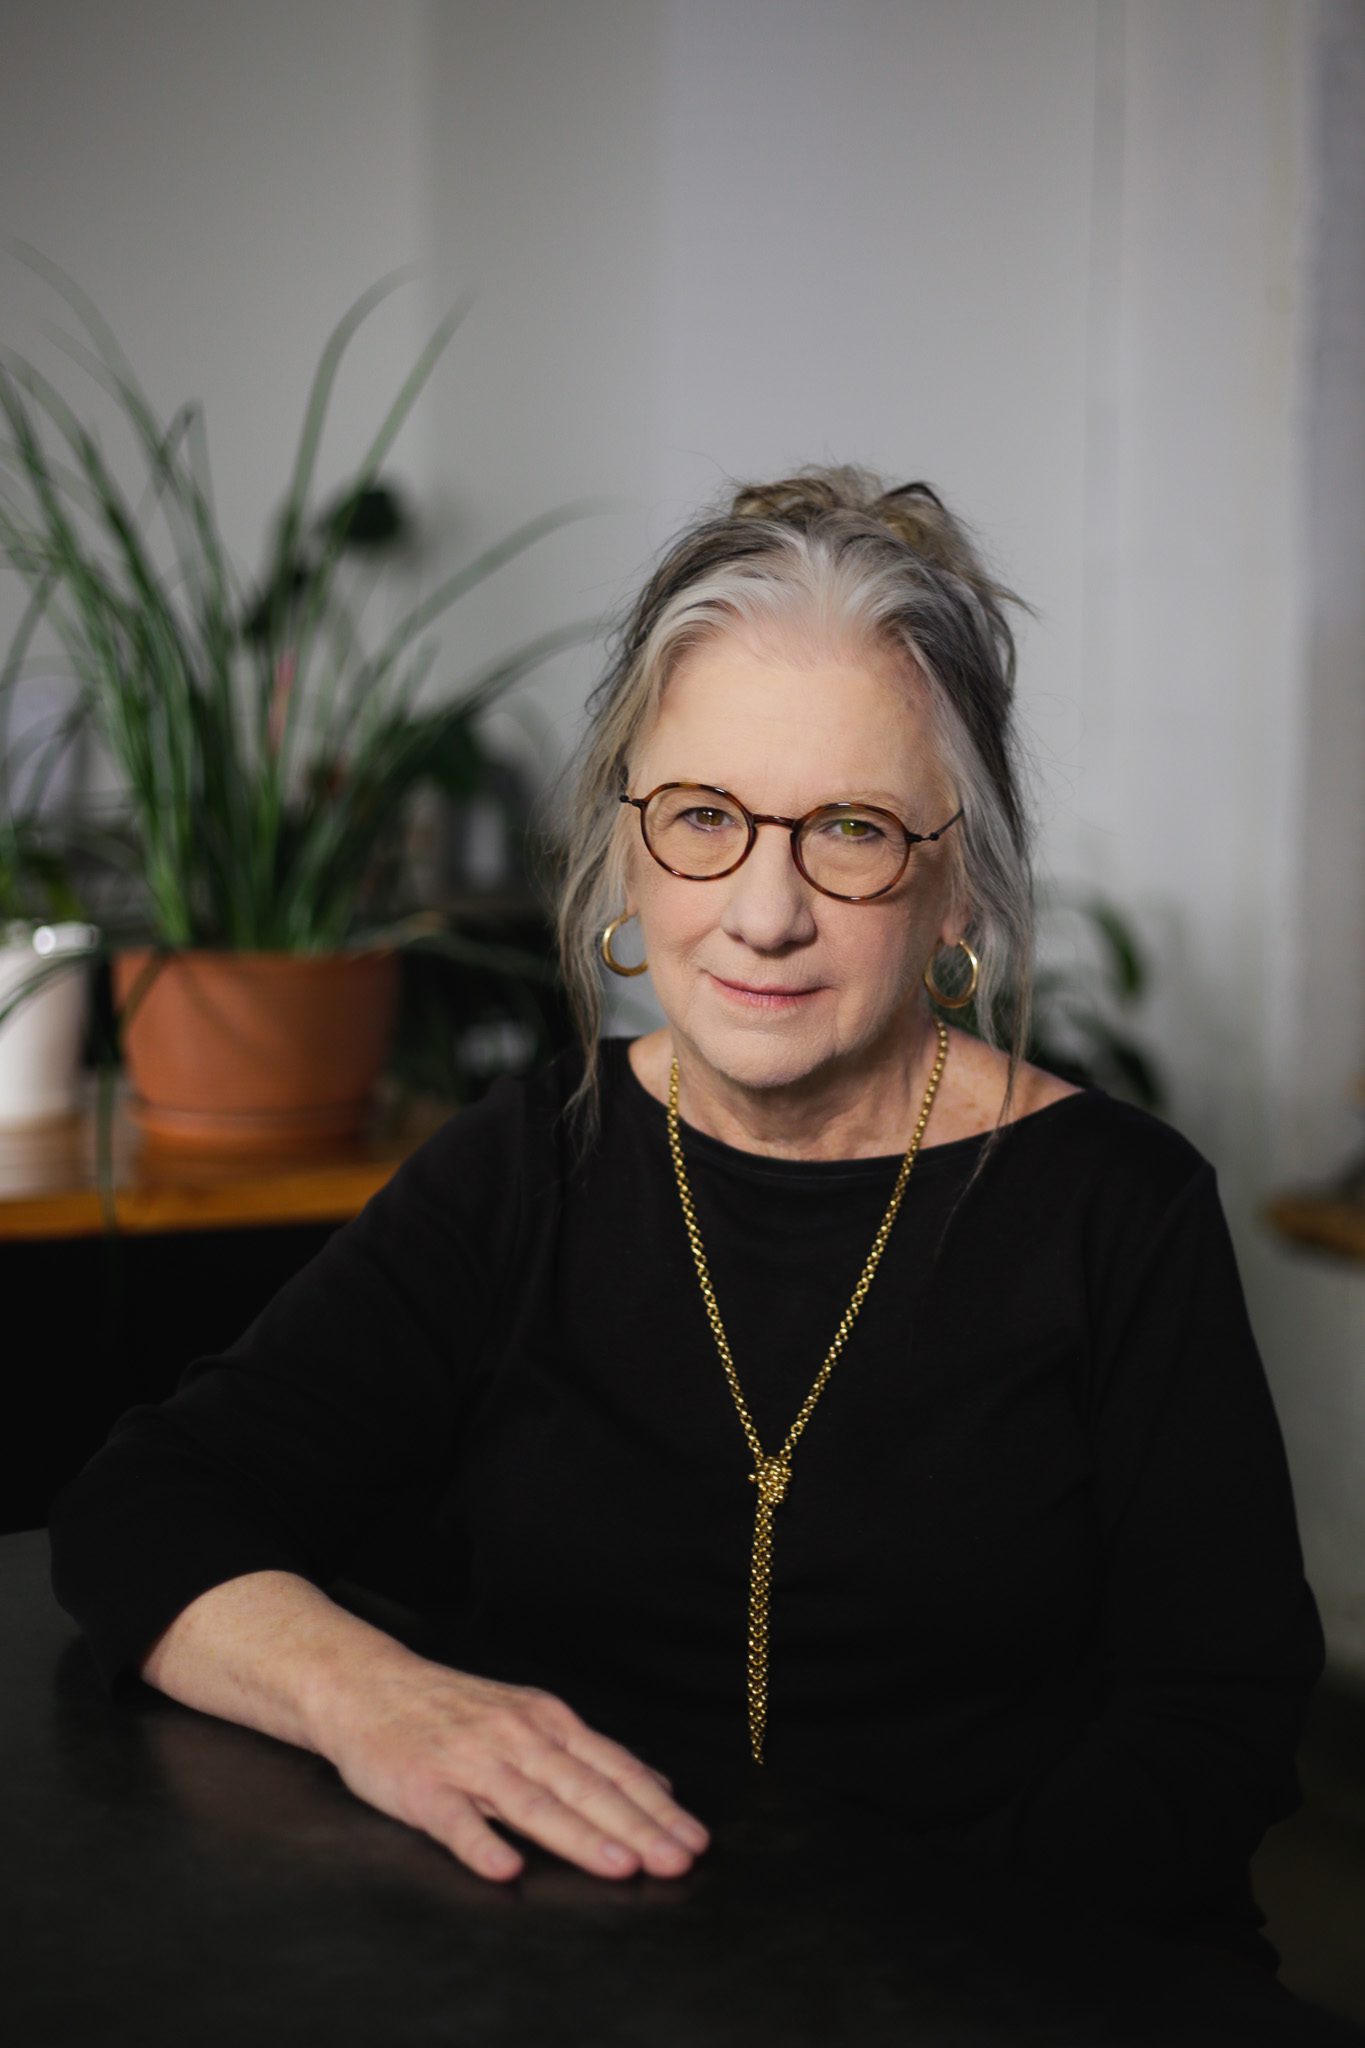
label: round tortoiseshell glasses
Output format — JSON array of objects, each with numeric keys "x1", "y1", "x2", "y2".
[{"x1": 620, "y1": 783, "x2": 964, "y2": 903}]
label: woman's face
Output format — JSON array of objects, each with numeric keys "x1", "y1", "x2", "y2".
[{"x1": 622, "y1": 627, "x2": 965, "y2": 1099}]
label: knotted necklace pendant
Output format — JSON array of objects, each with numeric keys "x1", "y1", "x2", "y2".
[
  {"x1": 664, "y1": 1019, "x2": 949, "y2": 1768},
  {"x1": 751, "y1": 1455, "x2": 791, "y2": 1507}
]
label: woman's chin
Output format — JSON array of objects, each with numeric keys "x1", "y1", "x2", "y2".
[{"x1": 684, "y1": 1018, "x2": 833, "y2": 1095}]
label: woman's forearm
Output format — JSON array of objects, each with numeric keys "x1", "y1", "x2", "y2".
[
  {"x1": 136, "y1": 1569, "x2": 427, "y2": 1757},
  {"x1": 135, "y1": 1568, "x2": 713, "y2": 1884}
]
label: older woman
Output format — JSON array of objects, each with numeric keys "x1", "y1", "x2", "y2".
[{"x1": 49, "y1": 468, "x2": 1323, "y2": 1970}]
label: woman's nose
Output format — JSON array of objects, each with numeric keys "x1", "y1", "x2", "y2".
[{"x1": 719, "y1": 825, "x2": 818, "y2": 950}]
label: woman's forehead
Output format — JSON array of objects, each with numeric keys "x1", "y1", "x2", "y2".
[
  {"x1": 671, "y1": 619, "x2": 917, "y2": 688},
  {"x1": 637, "y1": 631, "x2": 945, "y2": 793}
]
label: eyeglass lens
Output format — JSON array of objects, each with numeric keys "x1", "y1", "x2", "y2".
[{"x1": 641, "y1": 787, "x2": 907, "y2": 896}]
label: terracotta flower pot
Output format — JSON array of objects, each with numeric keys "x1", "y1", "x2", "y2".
[{"x1": 112, "y1": 948, "x2": 401, "y2": 1152}]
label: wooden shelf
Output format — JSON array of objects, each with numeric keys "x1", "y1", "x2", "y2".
[
  {"x1": 0, "y1": 1075, "x2": 454, "y2": 1241},
  {"x1": 1263, "y1": 1191, "x2": 1365, "y2": 1263}
]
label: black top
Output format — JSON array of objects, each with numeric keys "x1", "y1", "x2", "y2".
[{"x1": 48, "y1": 1037, "x2": 1324, "y2": 1963}]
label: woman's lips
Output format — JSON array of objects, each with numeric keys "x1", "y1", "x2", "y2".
[{"x1": 708, "y1": 972, "x2": 823, "y2": 1011}]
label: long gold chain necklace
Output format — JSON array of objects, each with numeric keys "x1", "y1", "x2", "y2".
[{"x1": 665, "y1": 1016, "x2": 949, "y2": 1764}]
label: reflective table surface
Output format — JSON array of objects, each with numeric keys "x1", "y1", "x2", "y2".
[{"x1": 6, "y1": 1529, "x2": 1362, "y2": 2047}]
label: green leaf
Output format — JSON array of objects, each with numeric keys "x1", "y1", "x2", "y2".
[
  {"x1": 1078, "y1": 894, "x2": 1147, "y2": 998},
  {"x1": 0, "y1": 250, "x2": 610, "y2": 954}
]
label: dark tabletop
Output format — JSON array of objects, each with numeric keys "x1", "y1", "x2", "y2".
[{"x1": 4, "y1": 1529, "x2": 1361, "y2": 2048}]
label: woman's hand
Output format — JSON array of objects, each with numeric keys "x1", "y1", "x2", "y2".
[{"x1": 315, "y1": 1657, "x2": 712, "y2": 1882}]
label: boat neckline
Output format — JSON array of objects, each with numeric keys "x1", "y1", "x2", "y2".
[{"x1": 604, "y1": 1035, "x2": 1100, "y2": 1179}]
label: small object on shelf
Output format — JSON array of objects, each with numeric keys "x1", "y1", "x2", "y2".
[
  {"x1": 1263, "y1": 1191, "x2": 1365, "y2": 1264},
  {"x1": 0, "y1": 921, "x2": 99, "y2": 1128},
  {"x1": 1265, "y1": 1074, "x2": 1365, "y2": 1262}
]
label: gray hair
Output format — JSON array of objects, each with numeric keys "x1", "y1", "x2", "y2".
[{"x1": 546, "y1": 464, "x2": 1038, "y2": 1148}]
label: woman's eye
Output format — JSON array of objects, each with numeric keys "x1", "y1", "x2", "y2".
[
  {"x1": 682, "y1": 807, "x2": 735, "y2": 831},
  {"x1": 825, "y1": 816, "x2": 883, "y2": 841}
]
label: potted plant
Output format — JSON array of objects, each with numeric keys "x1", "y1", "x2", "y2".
[{"x1": 0, "y1": 245, "x2": 600, "y2": 1149}]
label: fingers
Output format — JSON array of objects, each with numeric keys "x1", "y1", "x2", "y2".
[
  {"x1": 430, "y1": 1698, "x2": 708, "y2": 1883},
  {"x1": 334, "y1": 1667, "x2": 708, "y2": 1887},
  {"x1": 521, "y1": 1692, "x2": 709, "y2": 1856},
  {"x1": 431, "y1": 1783, "x2": 528, "y2": 1880},
  {"x1": 554, "y1": 1720, "x2": 709, "y2": 1854},
  {"x1": 466, "y1": 1754, "x2": 700, "y2": 1881}
]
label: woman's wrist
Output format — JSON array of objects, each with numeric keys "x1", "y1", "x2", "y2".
[
  {"x1": 285, "y1": 1596, "x2": 439, "y2": 1761},
  {"x1": 137, "y1": 1569, "x2": 432, "y2": 1761}
]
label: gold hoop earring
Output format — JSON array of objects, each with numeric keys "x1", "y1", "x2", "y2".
[
  {"x1": 923, "y1": 938, "x2": 979, "y2": 1009},
  {"x1": 601, "y1": 912, "x2": 648, "y2": 978}
]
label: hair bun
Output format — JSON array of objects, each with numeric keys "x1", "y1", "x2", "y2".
[
  {"x1": 731, "y1": 466, "x2": 960, "y2": 574},
  {"x1": 729, "y1": 472, "x2": 856, "y2": 523},
  {"x1": 867, "y1": 480, "x2": 960, "y2": 562}
]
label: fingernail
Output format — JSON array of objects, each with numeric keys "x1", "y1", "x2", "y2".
[
  {"x1": 673, "y1": 1819, "x2": 709, "y2": 1850},
  {"x1": 602, "y1": 1841, "x2": 634, "y2": 1866}
]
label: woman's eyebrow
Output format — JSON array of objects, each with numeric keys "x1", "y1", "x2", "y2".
[
  {"x1": 686, "y1": 784, "x2": 920, "y2": 815},
  {"x1": 821, "y1": 789, "x2": 912, "y2": 812}
]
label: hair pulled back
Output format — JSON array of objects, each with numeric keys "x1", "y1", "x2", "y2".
[{"x1": 550, "y1": 462, "x2": 1037, "y2": 1140}]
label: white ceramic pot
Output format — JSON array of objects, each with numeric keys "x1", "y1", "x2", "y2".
[{"x1": 0, "y1": 922, "x2": 100, "y2": 1127}]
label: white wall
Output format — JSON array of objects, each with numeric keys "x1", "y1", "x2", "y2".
[
  {"x1": 1085, "y1": 0, "x2": 1365, "y2": 1686},
  {"x1": 3, "y1": 0, "x2": 1362, "y2": 1673},
  {"x1": 0, "y1": 0, "x2": 438, "y2": 753},
  {"x1": 421, "y1": 0, "x2": 669, "y2": 794},
  {"x1": 1242, "y1": 0, "x2": 1365, "y2": 1688}
]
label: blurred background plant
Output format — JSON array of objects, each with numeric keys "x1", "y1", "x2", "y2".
[
  {"x1": 0, "y1": 580, "x2": 88, "y2": 935},
  {"x1": 0, "y1": 246, "x2": 600, "y2": 953},
  {"x1": 0, "y1": 245, "x2": 599, "y2": 1098},
  {"x1": 928, "y1": 882, "x2": 1165, "y2": 1111}
]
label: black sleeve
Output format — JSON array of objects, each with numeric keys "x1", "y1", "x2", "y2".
[
  {"x1": 969, "y1": 1159, "x2": 1325, "y2": 1927},
  {"x1": 47, "y1": 1074, "x2": 528, "y2": 1698}
]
